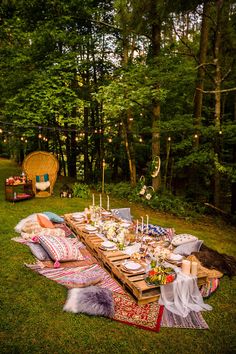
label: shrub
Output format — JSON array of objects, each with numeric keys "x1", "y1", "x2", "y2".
[{"x1": 72, "y1": 183, "x2": 90, "y2": 199}]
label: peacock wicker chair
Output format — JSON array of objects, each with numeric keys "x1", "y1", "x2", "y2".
[{"x1": 22, "y1": 151, "x2": 59, "y2": 197}]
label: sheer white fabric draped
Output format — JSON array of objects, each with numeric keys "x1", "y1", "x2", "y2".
[{"x1": 159, "y1": 266, "x2": 212, "y2": 317}]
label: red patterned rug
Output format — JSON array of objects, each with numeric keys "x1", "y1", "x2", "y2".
[{"x1": 113, "y1": 292, "x2": 164, "y2": 332}]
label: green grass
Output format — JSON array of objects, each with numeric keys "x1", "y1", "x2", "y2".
[{"x1": 0, "y1": 158, "x2": 236, "y2": 354}]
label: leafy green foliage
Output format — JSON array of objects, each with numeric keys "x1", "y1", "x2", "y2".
[{"x1": 72, "y1": 182, "x2": 90, "y2": 198}]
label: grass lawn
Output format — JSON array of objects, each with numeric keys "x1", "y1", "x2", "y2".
[{"x1": 0, "y1": 158, "x2": 236, "y2": 354}]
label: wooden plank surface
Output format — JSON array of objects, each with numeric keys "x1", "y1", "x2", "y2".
[{"x1": 64, "y1": 213, "x2": 207, "y2": 304}]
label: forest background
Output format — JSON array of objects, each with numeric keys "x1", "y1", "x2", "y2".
[{"x1": 0, "y1": 0, "x2": 236, "y2": 219}]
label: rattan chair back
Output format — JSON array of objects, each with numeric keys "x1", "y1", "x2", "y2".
[{"x1": 22, "y1": 151, "x2": 59, "y2": 197}]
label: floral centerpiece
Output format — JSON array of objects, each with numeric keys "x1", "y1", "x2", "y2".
[{"x1": 102, "y1": 220, "x2": 132, "y2": 249}]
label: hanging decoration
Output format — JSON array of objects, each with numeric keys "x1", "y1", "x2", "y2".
[{"x1": 150, "y1": 156, "x2": 161, "y2": 178}]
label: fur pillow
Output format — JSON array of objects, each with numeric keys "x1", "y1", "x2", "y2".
[
  {"x1": 15, "y1": 213, "x2": 38, "y2": 233},
  {"x1": 63, "y1": 286, "x2": 114, "y2": 318}
]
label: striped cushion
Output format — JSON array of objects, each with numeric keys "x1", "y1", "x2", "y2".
[{"x1": 39, "y1": 235, "x2": 84, "y2": 262}]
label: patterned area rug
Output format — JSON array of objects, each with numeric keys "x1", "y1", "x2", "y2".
[
  {"x1": 113, "y1": 292, "x2": 164, "y2": 332},
  {"x1": 26, "y1": 263, "x2": 125, "y2": 293},
  {"x1": 161, "y1": 307, "x2": 209, "y2": 329}
]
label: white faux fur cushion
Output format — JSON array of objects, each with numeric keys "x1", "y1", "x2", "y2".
[
  {"x1": 15, "y1": 214, "x2": 38, "y2": 233},
  {"x1": 35, "y1": 181, "x2": 50, "y2": 191},
  {"x1": 63, "y1": 286, "x2": 114, "y2": 318}
]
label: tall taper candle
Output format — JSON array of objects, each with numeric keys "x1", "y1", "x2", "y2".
[
  {"x1": 141, "y1": 216, "x2": 144, "y2": 234},
  {"x1": 107, "y1": 195, "x2": 110, "y2": 210},
  {"x1": 136, "y1": 220, "x2": 139, "y2": 234},
  {"x1": 92, "y1": 194, "x2": 95, "y2": 206},
  {"x1": 146, "y1": 214, "x2": 149, "y2": 234},
  {"x1": 99, "y1": 194, "x2": 102, "y2": 208}
]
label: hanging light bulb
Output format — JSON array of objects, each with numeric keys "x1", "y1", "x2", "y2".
[{"x1": 167, "y1": 136, "x2": 171, "y2": 142}]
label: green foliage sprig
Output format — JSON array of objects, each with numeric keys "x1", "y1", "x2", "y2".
[{"x1": 72, "y1": 183, "x2": 90, "y2": 199}]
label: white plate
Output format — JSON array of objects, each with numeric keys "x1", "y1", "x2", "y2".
[
  {"x1": 102, "y1": 211, "x2": 112, "y2": 216},
  {"x1": 168, "y1": 253, "x2": 183, "y2": 261},
  {"x1": 120, "y1": 222, "x2": 131, "y2": 228},
  {"x1": 72, "y1": 212, "x2": 84, "y2": 218},
  {"x1": 101, "y1": 241, "x2": 115, "y2": 249},
  {"x1": 85, "y1": 225, "x2": 97, "y2": 232},
  {"x1": 123, "y1": 261, "x2": 141, "y2": 271}
]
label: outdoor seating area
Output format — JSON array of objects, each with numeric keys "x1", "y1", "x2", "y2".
[
  {"x1": 22, "y1": 151, "x2": 59, "y2": 198},
  {"x1": 12, "y1": 205, "x2": 234, "y2": 333}
]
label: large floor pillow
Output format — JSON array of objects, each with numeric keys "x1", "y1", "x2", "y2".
[
  {"x1": 38, "y1": 235, "x2": 84, "y2": 267},
  {"x1": 63, "y1": 286, "x2": 114, "y2": 317}
]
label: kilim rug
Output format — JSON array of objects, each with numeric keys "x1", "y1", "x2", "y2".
[
  {"x1": 112, "y1": 292, "x2": 164, "y2": 332},
  {"x1": 161, "y1": 307, "x2": 209, "y2": 329},
  {"x1": 26, "y1": 263, "x2": 125, "y2": 293}
]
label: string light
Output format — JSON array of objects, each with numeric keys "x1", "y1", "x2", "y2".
[
  {"x1": 219, "y1": 130, "x2": 222, "y2": 135},
  {"x1": 194, "y1": 134, "x2": 198, "y2": 139},
  {"x1": 139, "y1": 137, "x2": 143, "y2": 143},
  {"x1": 0, "y1": 128, "x2": 3, "y2": 133},
  {"x1": 167, "y1": 136, "x2": 171, "y2": 142},
  {"x1": 108, "y1": 138, "x2": 112, "y2": 143}
]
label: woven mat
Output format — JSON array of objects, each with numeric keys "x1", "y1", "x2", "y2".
[
  {"x1": 113, "y1": 292, "x2": 164, "y2": 332},
  {"x1": 161, "y1": 307, "x2": 209, "y2": 329},
  {"x1": 26, "y1": 263, "x2": 125, "y2": 293}
]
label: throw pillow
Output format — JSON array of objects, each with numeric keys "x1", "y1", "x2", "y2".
[
  {"x1": 173, "y1": 240, "x2": 203, "y2": 256},
  {"x1": 15, "y1": 213, "x2": 38, "y2": 233},
  {"x1": 172, "y1": 234, "x2": 198, "y2": 247},
  {"x1": 63, "y1": 286, "x2": 114, "y2": 317},
  {"x1": 22, "y1": 220, "x2": 43, "y2": 234},
  {"x1": 39, "y1": 235, "x2": 84, "y2": 264},
  {"x1": 36, "y1": 173, "x2": 49, "y2": 182},
  {"x1": 27, "y1": 242, "x2": 51, "y2": 261},
  {"x1": 35, "y1": 181, "x2": 50, "y2": 191},
  {"x1": 37, "y1": 214, "x2": 55, "y2": 228},
  {"x1": 43, "y1": 211, "x2": 64, "y2": 223}
]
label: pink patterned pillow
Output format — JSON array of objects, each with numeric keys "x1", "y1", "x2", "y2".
[{"x1": 39, "y1": 235, "x2": 84, "y2": 266}]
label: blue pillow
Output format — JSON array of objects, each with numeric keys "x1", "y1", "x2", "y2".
[
  {"x1": 36, "y1": 173, "x2": 49, "y2": 182},
  {"x1": 43, "y1": 211, "x2": 64, "y2": 223}
]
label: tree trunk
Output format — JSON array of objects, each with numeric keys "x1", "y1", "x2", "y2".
[
  {"x1": 151, "y1": 21, "x2": 161, "y2": 191},
  {"x1": 83, "y1": 106, "x2": 89, "y2": 182},
  {"x1": 231, "y1": 93, "x2": 236, "y2": 215},
  {"x1": 213, "y1": 0, "x2": 223, "y2": 208},
  {"x1": 193, "y1": 1, "x2": 211, "y2": 144},
  {"x1": 122, "y1": 110, "x2": 136, "y2": 187}
]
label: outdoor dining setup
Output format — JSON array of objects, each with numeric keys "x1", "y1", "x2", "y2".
[
  {"x1": 12, "y1": 193, "x2": 226, "y2": 331},
  {"x1": 63, "y1": 196, "x2": 212, "y2": 314}
]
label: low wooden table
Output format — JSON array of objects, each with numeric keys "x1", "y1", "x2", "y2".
[{"x1": 64, "y1": 213, "x2": 207, "y2": 305}]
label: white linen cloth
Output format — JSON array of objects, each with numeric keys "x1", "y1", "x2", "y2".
[{"x1": 159, "y1": 266, "x2": 212, "y2": 317}]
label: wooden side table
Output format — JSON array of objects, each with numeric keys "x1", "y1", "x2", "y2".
[{"x1": 5, "y1": 181, "x2": 34, "y2": 202}]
